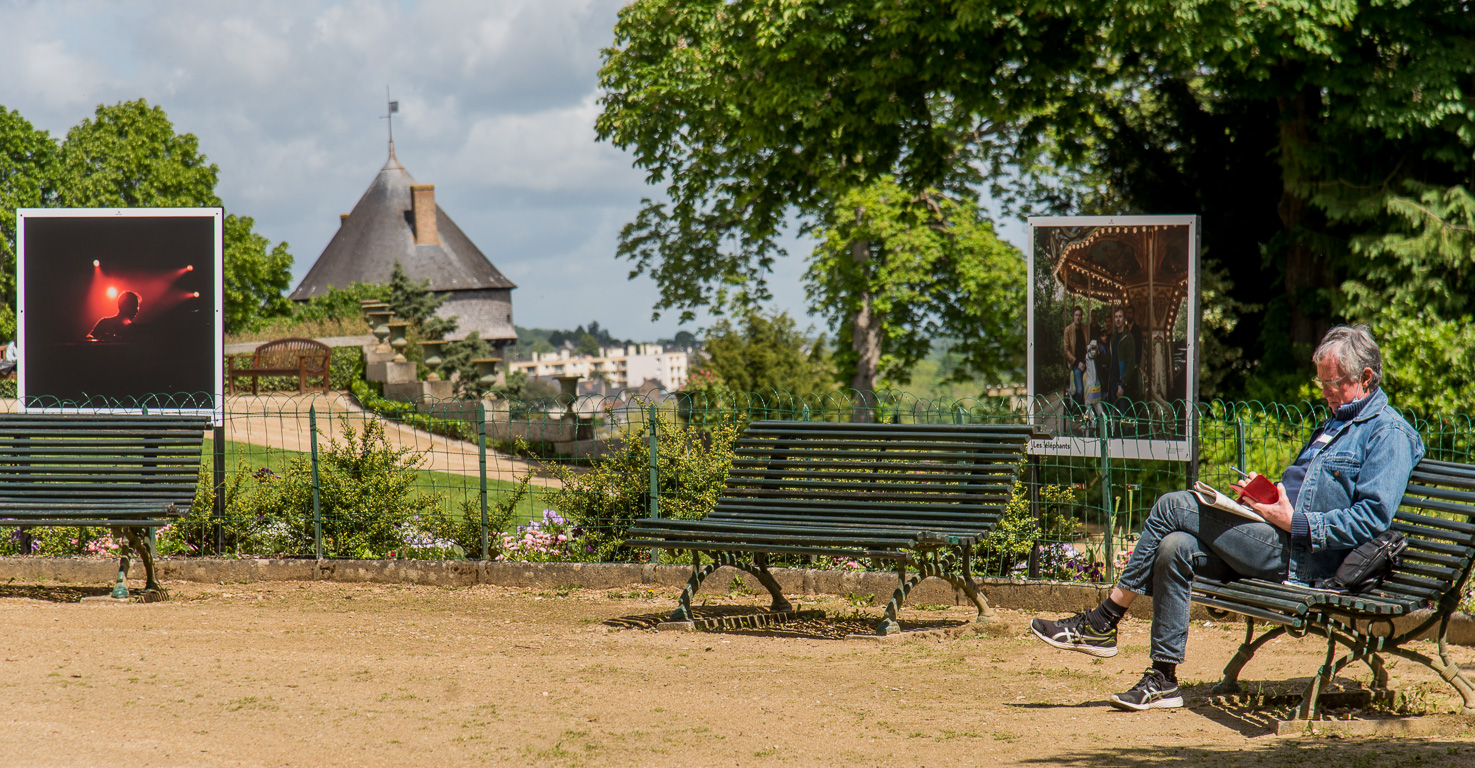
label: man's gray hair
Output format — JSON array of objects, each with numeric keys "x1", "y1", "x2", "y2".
[{"x1": 1313, "y1": 325, "x2": 1383, "y2": 389}]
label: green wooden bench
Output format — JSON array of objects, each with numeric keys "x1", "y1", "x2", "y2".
[
  {"x1": 1191, "y1": 457, "x2": 1475, "y2": 720},
  {"x1": 624, "y1": 420, "x2": 1035, "y2": 635},
  {"x1": 0, "y1": 413, "x2": 210, "y2": 599}
]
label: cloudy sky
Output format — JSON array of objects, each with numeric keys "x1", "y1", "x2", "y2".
[{"x1": 0, "y1": 0, "x2": 1025, "y2": 340}]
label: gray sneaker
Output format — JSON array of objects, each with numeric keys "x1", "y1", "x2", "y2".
[
  {"x1": 1110, "y1": 668, "x2": 1184, "y2": 711},
  {"x1": 1030, "y1": 612, "x2": 1118, "y2": 658}
]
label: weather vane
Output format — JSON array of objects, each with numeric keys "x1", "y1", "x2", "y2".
[{"x1": 382, "y1": 87, "x2": 399, "y2": 148}]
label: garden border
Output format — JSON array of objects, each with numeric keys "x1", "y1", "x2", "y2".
[{"x1": 4, "y1": 556, "x2": 1475, "y2": 646}]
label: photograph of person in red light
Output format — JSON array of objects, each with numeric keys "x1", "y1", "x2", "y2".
[
  {"x1": 16, "y1": 208, "x2": 222, "y2": 411},
  {"x1": 88, "y1": 290, "x2": 142, "y2": 342}
]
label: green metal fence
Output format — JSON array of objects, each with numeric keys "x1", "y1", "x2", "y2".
[{"x1": 2, "y1": 389, "x2": 1471, "y2": 586}]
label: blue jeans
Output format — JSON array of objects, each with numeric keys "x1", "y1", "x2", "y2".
[
  {"x1": 1116, "y1": 491, "x2": 1290, "y2": 663},
  {"x1": 1071, "y1": 366, "x2": 1085, "y2": 400}
]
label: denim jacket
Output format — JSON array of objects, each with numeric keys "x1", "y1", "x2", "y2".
[{"x1": 1287, "y1": 387, "x2": 1425, "y2": 585}]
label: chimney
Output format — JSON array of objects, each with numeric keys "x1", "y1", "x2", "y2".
[
  {"x1": 411, "y1": 184, "x2": 438, "y2": 245},
  {"x1": 339, "y1": 213, "x2": 350, "y2": 227}
]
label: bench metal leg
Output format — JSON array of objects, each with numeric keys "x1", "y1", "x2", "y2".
[
  {"x1": 1377, "y1": 612, "x2": 1475, "y2": 715},
  {"x1": 1295, "y1": 628, "x2": 1341, "y2": 720},
  {"x1": 876, "y1": 561, "x2": 913, "y2": 636},
  {"x1": 670, "y1": 552, "x2": 794, "y2": 622},
  {"x1": 122, "y1": 527, "x2": 165, "y2": 597},
  {"x1": 944, "y1": 544, "x2": 993, "y2": 624},
  {"x1": 112, "y1": 543, "x2": 132, "y2": 600},
  {"x1": 670, "y1": 550, "x2": 716, "y2": 622},
  {"x1": 733, "y1": 554, "x2": 792, "y2": 613},
  {"x1": 1213, "y1": 616, "x2": 1286, "y2": 695}
]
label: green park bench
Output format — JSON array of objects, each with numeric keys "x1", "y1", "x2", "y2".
[
  {"x1": 0, "y1": 413, "x2": 210, "y2": 599},
  {"x1": 1191, "y1": 457, "x2": 1475, "y2": 720},
  {"x1": 624, "y1": 420, "x2": 1036, "y2": 635}
]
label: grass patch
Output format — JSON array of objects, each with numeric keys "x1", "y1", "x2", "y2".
[{"x1": 202, "y1": 437, "x2": 543, "y2": 526}]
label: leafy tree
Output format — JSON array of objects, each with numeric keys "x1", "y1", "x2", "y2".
[
  {"x1": 438, "y1": 331, "x2": 494, "y2": 399},
  {"x1": 597, "y1": 1, "x2": 1104, "y2": 317},
  {"x1": 599, "y1": 1, "x2": 1475, "y2": 400},
  {"x1": 697, "y1": 309, "x2": 834, "y2": 396},
  {"x1": 0, "y1": 106, "x2": 56, "y2": 339},
  {"x1": 386, "y1": 262, "x2": 456, "y2": 340},
  {"x1": 290, "y1": 282, "x2": 385, "y2": 323},
  {"x1": 575, "y1": 332, "x2": 601, "y2": 356},
  {"x1": 222, "y1": 214, "x2": 293, "y2": 332},
  {"x1": 1340, "y1": 184, "x2": 1475, "y2": 414},
  {"x1": 807, "y1": 177, "x2": 1023, "y2": 389},
  {"x1": 49, "y1": 99, "x2": 295, "y2": 334}
]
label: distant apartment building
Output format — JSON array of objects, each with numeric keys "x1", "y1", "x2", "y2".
[{"x1": 509, "y1": 345, "x2": 689, "y2": 392}]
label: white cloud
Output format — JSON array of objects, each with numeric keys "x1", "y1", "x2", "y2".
[
  {"x1": 0, "y1": 0, "x2": 822, "y2": 339},
  {"x1": 453, "y1": 92, "x2": 639, "y2": 193}
]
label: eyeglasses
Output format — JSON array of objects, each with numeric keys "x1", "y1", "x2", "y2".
[{"x1": 1311, "y1": 372, "x2": 1359, "y2": 390}]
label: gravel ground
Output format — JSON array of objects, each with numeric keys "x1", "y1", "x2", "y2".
[{"x1": 3, "y1": 580, "x2": 1475, "y2": 767}]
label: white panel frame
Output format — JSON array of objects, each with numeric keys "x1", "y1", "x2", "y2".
[
  {"x1": 1025, "y1": 215, "x2": 1200, "y2": 462},
  {"x1": 16, "y1": 207, "x2": 224, "y2": 425}
]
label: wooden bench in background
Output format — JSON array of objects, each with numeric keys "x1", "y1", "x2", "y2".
[
  {"x1": 227, "y1": 337, "x2": 330, "y2": 395},
  {"x1": 1191, "y1": 457, "x2": 1475, "y2": 721},
  {"x1": 624, "y1": 420, "x2": 1035, "y2": 635},
  {"x1": 0, "y1": 413, "x2": 209, "y2": 599}
]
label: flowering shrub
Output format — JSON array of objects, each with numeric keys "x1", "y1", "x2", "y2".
[
  {"x1": 84, "y1": 535, "x2": 123, "y2": 556},
  {"x1": 545, "y1": 410, "x2": 743, "y2": 561},
  {"x1": 4, "y1": 529, "x2": 40, "y2": 555},
  {"x1": 979, "y1": 481, "x2": 1082, "y2": 578},
  {"x1": 396, "y1": 515, "x2": 464, "y2": 559},
  {"x1": 1037, "y1": 542, "x2": 1106, "y2": 583},
  {"x1": 497, "y1": 509, "x2": 590, "y2": 562},
  {"x1": 816, "y1": 556, "x2": 867, "y2": 571}
]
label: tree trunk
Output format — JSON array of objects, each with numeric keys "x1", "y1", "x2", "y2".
[
  {"x1": 849, "y1": 233, "x2": 882, "y2": 422},
  {"x1": 1276, "y1": 86, "x2": 1331, "y2": 357}
]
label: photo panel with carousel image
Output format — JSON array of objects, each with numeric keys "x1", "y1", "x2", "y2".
[{"x1": 1026, "y1": 215, "x2": 1199, "y2": 461}]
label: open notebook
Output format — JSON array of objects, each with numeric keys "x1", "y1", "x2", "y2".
[{"x1": 1190, "y1": 481, "x2": 1267, "y2": 524}]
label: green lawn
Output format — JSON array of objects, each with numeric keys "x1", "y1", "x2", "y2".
[{"x1": 202, "y1": 438, "x2": 547, "y2": 527}]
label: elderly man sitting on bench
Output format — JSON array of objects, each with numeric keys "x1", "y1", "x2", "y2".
[{"x1": 1030, "y1": 325, "x2": 1424, "y2": 710}]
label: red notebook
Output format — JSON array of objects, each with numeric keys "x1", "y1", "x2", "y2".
[{"x1": 1233, "y1": 474, "x2": 1280, "y2": 506}]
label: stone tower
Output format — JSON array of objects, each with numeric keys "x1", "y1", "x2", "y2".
[{"x1": 289, "y1": 143, "x2": 516, "y2": 348}]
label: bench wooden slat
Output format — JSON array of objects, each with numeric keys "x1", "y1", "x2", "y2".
[
  {"x1": 1402, "y1": 550, "x2": 1470, "y2": 569},
  {"x1": 1410, "y1": 468, "x2": 1475, "y2": 489},
  {"x1": 721, "y1": 490, "x2": 1010, "y2": 506},
  {"x1": 742, "y1": 423, "x2": 1035, "y2": 437},
  {"x1": 622, "y1": 538, "x2": 913, "y2": 561},
  {"x1": 734, "y1": 448, "x2": 1025, "y2": 463},
  {"x1": 728, "y1": 468, "x2": 1017, "y2": 483},
  {"x1": 637, "y1": 518, "x2": 989, "y2": 541},
  {"x1": 710, "y1": 498, "x2": 1003, "y2": 515},
  {"x1": 1391, "y1": 521, "x2": 1475, "y2": 547},
  {"x1": 730, "y1": 458, "x2": 1018, "y2": 474},
  {"x1": 736, "y1": 438, "x2": 1029, "y2": 453},
  {"x1": 1404, "y1": 483, "x2": 1475, "y2": 504},
  {"x1": 1401, "y1": 497, "x2": 1475, "y2": 522},
  {"x1": 1395, "y1": 507, "x2": 1475, "y2": 533}
]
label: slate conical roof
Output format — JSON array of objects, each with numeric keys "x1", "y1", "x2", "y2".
[{"x1": 288, "y1": 144, "x2": 516, "y2": 300}]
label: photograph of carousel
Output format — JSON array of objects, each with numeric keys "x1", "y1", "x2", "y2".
[{"x1": 1026, "y1": 216, "x2": 1199, "y2": 461}]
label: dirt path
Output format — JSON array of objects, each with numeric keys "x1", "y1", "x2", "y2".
[
  {"x1": 223, "y1": 393, "x2": 561, "y2": 488},
  {"x1": 2, "y1": 580, "x2": 1473, "y2": 767}
]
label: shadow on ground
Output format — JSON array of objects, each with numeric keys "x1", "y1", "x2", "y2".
[
  {"x1": 604, "y1": 605, "x2": 971, "y2": 639},
  {"x1": 1016, "y1": 739, "x2": 1474, "y2": 768},
  {"x1": 0, "y1": 584, "x2": 112, "y2": 602},
  {"x1": 1010, "y1": 677, "x2": 1444, "y2": 738}
]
